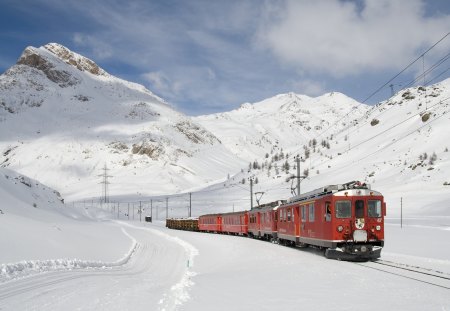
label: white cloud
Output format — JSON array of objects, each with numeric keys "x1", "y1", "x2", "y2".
[
  {"x1": 141, "y1": 71, "x2": 174, "y2": 94},
  {"x1": 289, "y1": 79, "x2": 326, "y2": 96},
  {"x1": 257, "y1": 0, "x2": 450, "y2": 77},
  {"x1": 72, "y1": 33, "x2": 113, "y2": 60}
]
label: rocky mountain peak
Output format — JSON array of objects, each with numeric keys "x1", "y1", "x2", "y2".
[
  {"x1": 43, "y1": 43, "x2": 107, "y2": 77},
  {"x1": 16, "y1": 46, "x2": 79, "y2": 87}
]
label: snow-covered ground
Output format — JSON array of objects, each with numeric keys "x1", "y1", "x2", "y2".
[
  {"x1": 1, "y1": 185, "x2": 449, "y2": 310},
  {"x1": 1, "y1": 43, "x2": 449, "y2": 310}
]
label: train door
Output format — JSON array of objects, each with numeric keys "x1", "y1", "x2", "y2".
[
  {"x1": 321, "y1": 200, "x2": 332, "y2": 240},
  {"x1": 300, "y1": 204, "x2": 307, "y2": 236},
  {"x1": 352, "y1": 199, "x2": 367, "y2": 242},
  {"x1": 354, "y1": 199, "x2": 365, "y2": 229}
]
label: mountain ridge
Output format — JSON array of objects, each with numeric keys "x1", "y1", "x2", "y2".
[{"x1": 1, "y1": 43, "x2": 449, "y2": 214}]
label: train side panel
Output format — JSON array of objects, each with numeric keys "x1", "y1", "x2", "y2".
[
  {"x1": 199, "y1": 214, "x2": 222, "y2": 232},
  {"x1": 277, "y1": 204, "x2": 300, "y2": 243},
  {"x1": 221, "y1": 211, "x2": 248, "y2": 235},
  {"x1": 248, "y1": 209, "x2": 260, "y2": 237}
]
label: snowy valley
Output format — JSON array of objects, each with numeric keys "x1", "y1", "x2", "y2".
[{"x1": 1, "y1": 43, "x2": 450, "y2": 310}]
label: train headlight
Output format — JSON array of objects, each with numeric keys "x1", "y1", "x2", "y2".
[
  {"x1": 361, "y1": 246, "x2": 367, "y2": 252},
  {"x1": 376, "y1": 225, "x2": 381, "y2": 231},
  {"x1": 337, "y1": 225, "x2": 344, "y2": 232}
]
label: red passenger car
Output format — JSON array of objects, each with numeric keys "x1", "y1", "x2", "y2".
[
  {"x1": 198, "y1": 214, "x2": 222, "y2": 233},
  {"x1": 168, "y1": 180, "x2": 385, "y2": 261},
  {"x1": 221, "y1": 211, "x2": 248, "y2": 235},
  {"x1": 277, "y1": 181, "x2": 385, "y2": 260},
  {"x1": 248, "y1": 200, "x2": 284, "y2": 241}
]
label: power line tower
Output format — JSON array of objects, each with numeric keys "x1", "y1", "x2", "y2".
[
  {"x1": 389, "y1": 84, "x2": 394, "y2": 97},
  {"x1": 99, "y1": 163, "x2": 112, "y2": 204}
]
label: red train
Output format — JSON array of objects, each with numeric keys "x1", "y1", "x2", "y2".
[{"x1": 169, "y1": 181, "x2": 386, "y2": 261}]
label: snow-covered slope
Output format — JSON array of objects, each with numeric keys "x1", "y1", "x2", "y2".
[
  {"x1": 1, "y1": 43, "x2": 449, "y2": 214},
  {"x1": 194, "y1": 91, "x2": 369, "y2": 160},
  {"x1": 0, "y1": 43, "x2": 245, "y2": 200},
  {"x1": 0, "y1": 167, "x2": 132, "y2": 265},
  {"x1": 194, "y1": 81, "x2": 450, "y2": 215}
]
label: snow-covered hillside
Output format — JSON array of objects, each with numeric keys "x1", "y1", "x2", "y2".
[
  {"x1": 0, "y1": 43, "x2": 245, "y2": 200},
  {"x1": 194, "y1": 92, "x2": 369, "y2": 160},
  {"x1": 195, "y1": 81, "x2": 450, "y2": 215},
  {"x1": 1, "y1": 43, "x2": 449, "y2": 311},
  {"x1": 1, "y1": 43, "x2": 449, "y2": 215},
  {"x1": 0, "y1": 167, "x2": 131, "y2": 265}
]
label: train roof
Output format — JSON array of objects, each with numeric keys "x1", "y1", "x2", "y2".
[
  {"x1": 250, "y1": 200, "x2": 286, "y2": 212},
  {"x1": 287, "y1": 181, "x2": 382, "y2": 204},
  {"x1": 199, "y1": 210, "x2": 247, "y2": 217}
]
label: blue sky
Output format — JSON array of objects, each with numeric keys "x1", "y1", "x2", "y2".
[{"x1": 1, "y1": 0, "x2": 450, "y2": 115}]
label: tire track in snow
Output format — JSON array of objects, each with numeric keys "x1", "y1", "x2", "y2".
[
  {"x1": 117, "y1": 222, "x2": 199, "y2": 311},
  {"x1": 157, "y1": 236, "x2": 198, "y2": 311}
]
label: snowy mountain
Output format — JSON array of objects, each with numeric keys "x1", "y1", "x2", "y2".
[
  {"x1": 1, "y1": 43, "x2": 449, "y2": 215},
  {"x1": 0, "y1": 43, "x2": 245, "y2": 200},
  {"x1": 194, "y1": 91, "x2": 369, "y2": 161},
  {"x1": 1, "y1": 43, "x2": 450, "y2": 311},
  {"x1": 195, "y1": 81, "x2": 450, "y2": 215}
]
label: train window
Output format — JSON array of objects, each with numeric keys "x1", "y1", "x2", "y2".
[
  {"x1": 368, "y1": 200, "x2": 382, "y2": 217},
  {"x1": 325, "y1": 202, "x2": 331, "y2": 221},
  {"x1": 335, "y1": 201, "x2": 351, "y2": 218},
  {"x1": 355, "y1": 200, "x2": 364, "y2": 218},
  {"x1": 287, "y1": 209, "x2": 291, "y2": 222},
  {"x1": 309, "y1": 203, "x2": 315, "y2": 222},
  {"x1": 275, "y1": 211, "x2": 278, "y2": 222},
  {"x1": 301, "y1": 206, "x2": 306, "y2": 222}
]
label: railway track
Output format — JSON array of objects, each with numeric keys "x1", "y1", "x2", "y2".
[{"x1": 356, "y1": 259, "x2": 450, "y2": 290}]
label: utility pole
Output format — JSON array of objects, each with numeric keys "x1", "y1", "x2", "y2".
[
  {"x1": 150, "y1": 199, "x2": 153, "y2": 222},
  {"x1": 249, "y1": 177, "x2": 254, "y2": 210},
  {"x1": 389, "y1": 84, "x2": 394, "y2": 97},
  {"x1": 139, "y1": 201, "x2": 142, "y2": 222},
  {"x1": 166, "y1": 197, "x2": 169, "y2": 219},
  {"x1": 296, "y1": 155, "x2": 301, "y2": 196},
  {"x1": 98, "y1": 163, "x2": 112, "y2": 204},
  {"x1": 127, "y1": 203, "x2": 130, "y2": 220},
  {"x1": 189, "y1": 193, "x2": 192, "y2": 217},
  {"x1": 117, "y1": 202, "x2": 119, "y2": 219},
  {"x1": 401, "y1": 197, "x2": 403, "y2": 229}
]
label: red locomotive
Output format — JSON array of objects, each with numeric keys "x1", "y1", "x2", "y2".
[
  {"x1": 167, "y1": 181, "x2": 386, "y2": 261},
  {"x1": 275, "y1": 180, "x2": 385, "y2": 260}
]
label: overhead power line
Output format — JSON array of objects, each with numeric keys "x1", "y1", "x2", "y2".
[{"x1": 361, "y1": 32, "x2": 450, "y2": 104}]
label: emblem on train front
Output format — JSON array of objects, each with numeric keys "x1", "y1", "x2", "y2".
[{"x1": 355, "y1": 218, "x2": 365, "y2": 229}]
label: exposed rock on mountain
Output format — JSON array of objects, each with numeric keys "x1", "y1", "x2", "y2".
[{"x1": 0, "y1": 43, "x2": 236, "y2": 198}]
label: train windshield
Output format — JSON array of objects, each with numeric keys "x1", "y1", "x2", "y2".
[
  {"x1": 368, "y1": 200, "x2": 382, "y2": 217},
  {"x1": 335, "y1": 200, "x2": 351, "y2": 218},
  {"x1": 355, "y1": 200, "x2": 364, "y2": 218}
]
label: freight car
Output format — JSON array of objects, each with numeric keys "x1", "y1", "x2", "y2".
[{"x1": 166, "y1": 217, "x2": 199, "y2": 231}]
